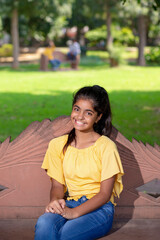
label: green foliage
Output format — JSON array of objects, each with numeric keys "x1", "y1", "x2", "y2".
[
  {"x1": 85, "y1": 26, "x2": 106, "y2": 47},
  {"x1": 68, "y1": 0, "x2": 104, "y2": 30},
  {"x1": 122, "y1": 0, "x2": 160, "y2": 10},
  {"x1": 0, "y1": 0, "x2": 72, "y2": 45},
  {"x1": 85, "y1": 25, "x2": 137, "y2": 47},
  {"x1": 145, "y1": 47, "x2": 160, "y2": 64},
  {"x1": 148, "y1": 11, "x2": 160, "y2": 45},
  {"x1": 0, "y1": 43, "x2": 13, "y2": 57},
  {"x1": 108, "y1": 46, "x2": 125, "y2": 66},
  {"x1": 113, "y1": 27, "x2": 138, "y2": 46},
  {"x1": 149, "y1": 22, "x2": 160, "y2": 40}
]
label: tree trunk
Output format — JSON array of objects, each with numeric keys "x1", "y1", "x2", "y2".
[
  {"x1": 137, "y1": 15, "x2": 147, "y2": 66},
  {"x1": 105, "y1": 1, "x2": 113, "y2": 50},
  {"x1": 11, "y1": 8, "x2": 19, "y2": 69}
]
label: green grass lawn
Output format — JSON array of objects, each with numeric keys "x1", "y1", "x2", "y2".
[{"x1": 0, "y1": 51, "x2": 160, "y2": 146}]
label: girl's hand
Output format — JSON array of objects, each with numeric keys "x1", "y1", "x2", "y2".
[
  {"x1": 62, "y1": 206, "x2": 78, "y2": 219},
  {"x1": 45, "y1": 199, "x2": 66, "y2": 215}
]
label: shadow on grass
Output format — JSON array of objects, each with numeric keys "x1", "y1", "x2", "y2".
[
  {"x1": 110, "y1": 90, "x2": 160, "y2": 145},
  {"x1": 0, "y1": 90, "x2": 72, "y2": 142},
  {"x1": 0, "y1": 90, "x2": 159, "y2": 145}
]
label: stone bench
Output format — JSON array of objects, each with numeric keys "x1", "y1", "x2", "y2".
[
  {"x1": 40, "y1": 51, "x2": 80, "y2": 71},
  {"x1": 0, "y1": 116, "x2": 160, "y2": 238}
]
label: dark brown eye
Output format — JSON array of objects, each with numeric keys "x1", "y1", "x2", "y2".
[
  {"x1": 86, "y1": 112, "x2": 92, "y2": 116},
  {"x1": 73, "y1": 107, "x2": 79, "y2": 111}
]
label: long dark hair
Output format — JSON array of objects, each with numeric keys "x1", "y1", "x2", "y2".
[{"x1": 63, "y1": 85, "x2": 112, "y2": 153}]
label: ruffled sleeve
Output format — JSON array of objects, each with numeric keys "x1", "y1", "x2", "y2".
[
  {"x1": 101, "y1": 139, "x2": 124, "y2": 198},
  {"x1": 41, "y1": 136, "x2": 67, "y2": 185}
]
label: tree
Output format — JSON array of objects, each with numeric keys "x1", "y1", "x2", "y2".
[
  {"x1": 11, "y1": 4, "x2": 19, "y2": 68},
  {"x1": 104, "y1": 0, "x2": 120, "y2": 50},
  {"x1": 136, "y1": 1, "x2": 159, "y2": 66},
  {"x1": 0, "y1": 0, "x2": 72, "y2": 68},
  {"x1": 67, "y1": 0, "x2": 104, "y2": 40},
  {"x1": 0, "y1": 0, "x2": 19, "y2": 68},
  {"x1": 0, "y1": 0, "x2": 40, "y2": 68},
  {"x1": 137, "y1": 14, "x2": 147, "y2": 66},
  {"x1": 68, "y1": 0, "x2": 120, "y2": 50},
  {"x1": 121, "y1": 0, "x2": 159, "y2": 66},
  {"x1": 105, "y1": 1, "x2": 112, "y2": 49}
]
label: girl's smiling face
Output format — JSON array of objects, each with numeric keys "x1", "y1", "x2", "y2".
[{"x1": 71, "y1": 98, "x2": 101, "y2": 133}]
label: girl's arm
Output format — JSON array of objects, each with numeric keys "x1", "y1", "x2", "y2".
[
  {"x1": 62, "y1": 175, "x2": 115, "y2": 219},
  {"x1": 45, "y1": 179, "x2": 65, "y2": 214}
]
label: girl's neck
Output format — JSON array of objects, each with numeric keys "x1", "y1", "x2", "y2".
[{"x1": 72, "y1": 130, "x2": 101, "y2": 149}]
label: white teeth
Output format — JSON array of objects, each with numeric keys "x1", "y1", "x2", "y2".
[{"x1": 76, "y1": 121, "x2": 84, "y2": 125}]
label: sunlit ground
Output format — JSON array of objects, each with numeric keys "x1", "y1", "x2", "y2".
[{"x1": 0, "y1": 48, "x2": 159, "y2": 146}]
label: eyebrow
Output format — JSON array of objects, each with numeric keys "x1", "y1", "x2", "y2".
[{"x1": 74, "y1": 105, "x2": 95, "y2": 113}]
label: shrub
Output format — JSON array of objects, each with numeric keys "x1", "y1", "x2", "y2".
[
  {"x1": 108, "y1": 46, "x2": 125, "y2": 67},
  {"x1": 85, "y1": 25, "x2": 106, "y2": 47},
  {"x1": 145, "y1": 47, "x2": 160, "y2": 64},
  {"x1": 113, "y1": 27, "x2": 138, "y2": 46},
  {"x1": 0, "y1": 44, "x2": 13, "y2": 57},
  {"x1": 85, "y1": 25, "x2": 137, "y2": 48}
]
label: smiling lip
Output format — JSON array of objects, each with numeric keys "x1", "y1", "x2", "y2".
[{"x1": 75, "y1": 120, "x2": 85, "y2": 126}]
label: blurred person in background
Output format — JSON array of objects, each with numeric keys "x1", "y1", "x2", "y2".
[
  {"x1": 43, "y1": 40, "x2": 61, "y2": 70},
  {"x1": 67, "y1": 39, "x2": 81, "y2": 61}
]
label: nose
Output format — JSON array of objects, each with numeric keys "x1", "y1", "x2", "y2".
[{"x1": 77, "y1": 111, "x2": 84, "y2": 119}]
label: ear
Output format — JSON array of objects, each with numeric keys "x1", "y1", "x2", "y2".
[{"x1": 95, "y1": 113, "x2": 102, "y2": 123}]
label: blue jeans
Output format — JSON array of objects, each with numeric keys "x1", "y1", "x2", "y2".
[
  {"x1": 67, "y1": 52, "x2": 77, "y2": 60},
  {"x1": 34, "y1": 196, "x2": 114, "y2": 240},
  {"x1": 49, "y1": 59, "x2": 61, "y2": 69}
]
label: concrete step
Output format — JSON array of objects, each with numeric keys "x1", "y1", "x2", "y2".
[{"x1": 0, "y1": 219, "x2": 160, "y2": 240}]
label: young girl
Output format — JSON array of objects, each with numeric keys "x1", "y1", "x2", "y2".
[{"x1": 35, "y1": 85, "x2": 124, "y2": 240}]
